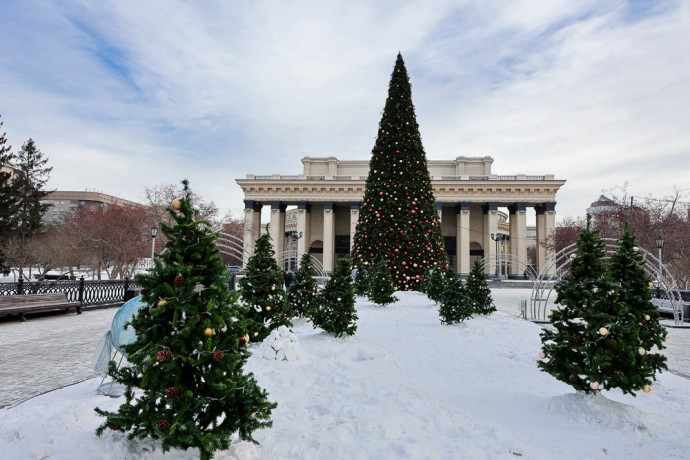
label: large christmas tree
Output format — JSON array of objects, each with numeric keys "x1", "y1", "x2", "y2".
[
  {"x1": 351, "y1": 53, "x2": 448, "y2": 291},
  {"x1": 95, "y1": 181, "x2": 275, "y2": 460}
]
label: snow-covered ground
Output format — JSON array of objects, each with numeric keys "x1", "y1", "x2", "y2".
[{"x1": 1, "y1": 289, "x2": 690, "y2": 459}]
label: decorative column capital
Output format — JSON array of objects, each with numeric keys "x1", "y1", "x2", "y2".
[
  {"x1": 483, "y1": 202, "x2": 498, "y2": 214},
  {"x1": 324, "y1": 201, "x2": 335, "y2": 213},
  {"x1": 244, "y1": 200, "x2": 262, "y2": 212},
  {"x1": 456, "y1": 202, "x2": 471, "y2": 214},
  {"x1": 535, "y1": 202, "x2": 557, "y2": 214},
  {"x1": 508, "y1": 202, "x2": 527, "y2": 214}
]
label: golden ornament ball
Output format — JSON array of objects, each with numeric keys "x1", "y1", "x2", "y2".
[
  {"x1": 644, "y1": 314, "x2": 651, "y2": 321},
  {"x1": 648, "y1": 282, "x2": 654, "y2": 288},
  {"x1": 157, "y1": 298, "x2": 168, "y2": 308},
  {"x1": 266, "y1": 306, "x2": 272, "y2": 311},
  {"x1": 665, "y1": 334, "x2": 670, "y2": 341},
  {"x1": 598, "y1": 327, "x2": 609, "y2": 337},
  {"x1": 203, "y1": 327, "x2": 214, "y2": 337},
  {"x1": 643, "y1": 385, "x2": 652, "y2": 393},
  {"x1": 253, "y1": 331, "x2": 259, "y2": 337},
  {"x1": 243, "y1": 333, "x2": 250, "y2": 343},
  {"x1": 171, "y1": 198, "x2": 183, "y2": 210}
]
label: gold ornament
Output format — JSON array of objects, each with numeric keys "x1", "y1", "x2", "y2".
[
  {"x1": 203, "y1": 327, "x2": 214, "y2": 337},
  {"x1": 157, "y1": 298, "x2": 168, "y2": 308},
  {"x1": 598, "y1": 327, "x2": 609, "y2": 337},
  {"x1": 243, "y1": 333, "x2": 250, "y2": 343},
  {"x1": 644, "y1": 314, "x2": 651, "y2": 321},
  {"x1": 665, "y1": 334, "x2": 670, "y2": 341},
  {"x1": 643, "y1": 385, "x2": 652, "y2": 393},
  {"x1": 253, "y1": 331, "x2": 259, "y2": 337},
  {"x1": 171, "y1": 198, "x2": 183, "y2": 210},
  {"x1": 266, "y1": 306, "x2": 272, "y2": 311}
]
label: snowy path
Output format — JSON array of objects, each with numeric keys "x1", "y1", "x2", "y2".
[{"x1": 1, "y1": 289, "x2": 689, "y2": 409}]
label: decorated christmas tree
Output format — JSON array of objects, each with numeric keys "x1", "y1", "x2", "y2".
[
  {"x1": 286, "y1": 252, "x2": 320, "y2": 319},
  {"x1": 312, "y1": 257, "x2": 357, "y2": 337},
  {"x1": 538, "y1": 216, "x2": 624, "y2": 394},
  {"x1": 367, "y1": 257, "x2": 398, "y2": 306},
  {"x1": 439, "y1": 270, "x2": 472, "y2": 325},
  {"x1": 239, "y1": 230, "x2": 292, "y2": 342},
  {"x1": 95, "y1": 181, "x2": 275, "y2": 460},
  {"x1": 351, "y1": 53, "x2": 448, "y2": 291},
  {"x1": 465, "y1": 261, "x2": 496, "y2": 315},
  {"x1": 603, "y1": 224, "x2": 668, "y2": 394}
]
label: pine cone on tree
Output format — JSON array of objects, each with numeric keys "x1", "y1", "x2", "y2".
[
  {"x1": 164, "y1": 386, "x2": 180, "y2": 398},
  {"x1": 212, "y1": 350, "x2": 225, "y2": 362},
  {"x1": 156, "y1": 349, "x2": 172, "y2": 363},
  {"x1": 174, "y1": 274, "x2": 185, "y2": 286},
  {"x1": 157, "y1": 419, "x2": 171, "y2": 432}
]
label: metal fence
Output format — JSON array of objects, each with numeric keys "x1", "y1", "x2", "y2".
[{"x1": 0, "y1": 277, "x2": 143, "y2": 307}]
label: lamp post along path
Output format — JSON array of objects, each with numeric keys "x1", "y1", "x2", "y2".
[
  {"x1": 151, "y1": 225, "x2": 158, "y2": 260},
  {"x1": 655, "y1": 235, "x2": 664, "y2": 285}
]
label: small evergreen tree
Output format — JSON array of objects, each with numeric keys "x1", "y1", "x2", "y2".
[
  {"x1": 239, "y1": 230, "x2": 292, "y2": 342},
  {"x1": 353, "y1": 263, "x2": 369, "y2": 297},
  {"x1": 539, "y1": 215, "x2": 623, "y2": 394},
  {"x1": 439, "y1": 270, "x2": 472, "y2": 324},
  {"x1": 95, "y1": 181, "x2": 276, "y2": 460},
  {"x1": 286, "y1": 252, "x2": 320, "y2": 318},
  {"x1": 367, "y1": 257, "x2": 398, "y2": 306},
  {"x1": 603, "y1": 224, "x2": 668, "y2": 394},
  {"x1": 424, "y1": 267, "x2": 451, "y2": 304},
  {"x1": 313, "y1": 257, "x2": 357, "y2": 337},
  {"x1": 465, "y1": 260, "x2": 496, "y2": 315}
]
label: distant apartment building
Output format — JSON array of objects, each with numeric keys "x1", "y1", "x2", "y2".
[{"x1": 41, "y1": 191, "x2": 145, "y2": 224}]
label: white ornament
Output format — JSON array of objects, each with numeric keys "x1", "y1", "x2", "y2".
[
  {"x1": 590, "y1": 381, "x2": 600, "y2": 390},
  {"x1": 539, "y1": 351, "x2": 546, "y2": 359},
  {"x1": 638, "y1": 347, "x2": 646, "y2": 355},
  {"x1": 633, "y1": 246, "x2": 640, "y2": 253}
]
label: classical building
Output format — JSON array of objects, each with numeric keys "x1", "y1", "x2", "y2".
[
  {"x1": 237, "y1": 156, "x2": 565, "y2": 276},
  {"x1": 41, "y1": 191, "x2": 145, "y2": 224}
]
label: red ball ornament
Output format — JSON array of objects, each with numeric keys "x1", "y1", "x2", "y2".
[
  {"x1": 174, "y1": 274, "x2": 185, "y2": 286},
  {"x1": 157, "y1": 349, "x2": 172, "y2": 363},
  {"x1": 164, "y1": 386, "x2": 180, "y2": 398},
  {"x1": 212, "y1": 349, "x2": 225, "y2": 362},
  {"x1": 157, "y1": 419, "x2": 171, "y2": 432}
]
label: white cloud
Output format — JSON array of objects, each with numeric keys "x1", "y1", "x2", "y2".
[{"x1": 0, "y1": 0, "x2": 688, "y2": 220}]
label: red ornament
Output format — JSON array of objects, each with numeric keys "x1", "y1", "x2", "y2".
[
  {"x1": 174, "y1": 274, "x2": 185, "y2": 286},
  {"x1": 157, "y1": 349, "x2": 172, "y2": 363},
  {"x1": 108, "y1": 424, "x2": 120, "y2": 431}
]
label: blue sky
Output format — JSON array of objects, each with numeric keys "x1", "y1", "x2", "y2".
[{"x1": 1, "y1": 0, "x2": 688, "y2": 221}]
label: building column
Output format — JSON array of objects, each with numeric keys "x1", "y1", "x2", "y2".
[
  {"x1": 456, "y1": 202, "x2": 471, "y2": 275},
  {"x1": 508, "y1": 202, "x2": 527, "y2": 278},
  {"x1": 296, "y1": 202, "x2": 310, "y2": 261},
  {"x1": 269, "y1": 202, "x2": 286, "y2": 258},
  {"x1": 350, "y1": 202, "x2": 360, "y2": 253},
  {"x1": 535, "y1": 202, "x2": 557, "y2": 275},
  {"x1": 243, "y1": 200, "x2": 262, "y2": 266},
  {"x1": 483, "y1": 202, "x2": 499, "y2": 276},
  {"x1": 323, "y1": 201, "x2": 336, "y2": 272}
]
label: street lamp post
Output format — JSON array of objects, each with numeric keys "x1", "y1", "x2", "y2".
[
  {"x1": 151, "y1": 225, "x2": 158, "y2": 260},
  {"x1": 490, "y1": 233, "x2": 500, "y2": 278},
  {"x1": 655, "y1": 235, "x2": 664, "y2": 284}
]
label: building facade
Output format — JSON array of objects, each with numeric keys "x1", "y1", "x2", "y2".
[
  {"x1": 41, "y1": 191, "x2": 144, "y2": 224},
  {"x1": 237, "y1": 156, "x2": 565, "y2": 276}
]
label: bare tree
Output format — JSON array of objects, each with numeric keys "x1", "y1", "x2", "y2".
[{"x1": 549, "y1": 185, "x2": 690, "y2": 288}]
